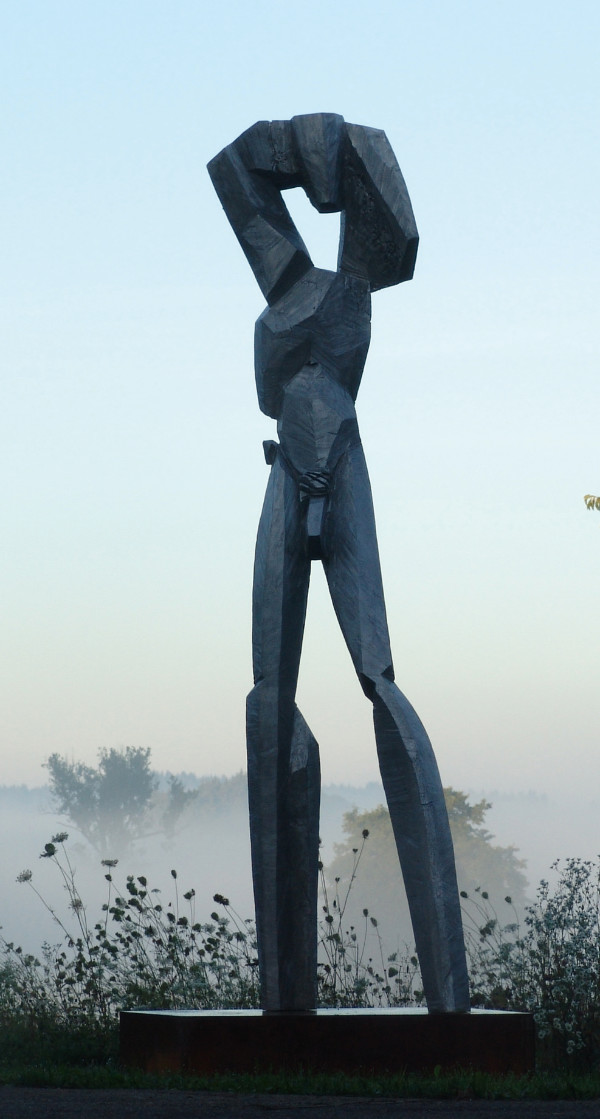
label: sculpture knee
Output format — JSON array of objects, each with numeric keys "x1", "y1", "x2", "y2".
[
  {"x1": 358, "y1": 664, "x2": 395, "y2": 701},
  {"x1": 360, "y1": 670, "x2": 436, "y2": 771},
  {"x1": 246, "y1": 683, "x2": 319, "y2": 780},
  {"x1": 246, "y1": 675, "x2": 295, "y2": 710}
]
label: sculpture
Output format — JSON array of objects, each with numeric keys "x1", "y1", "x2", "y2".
[{"x1": 208, "y1": 114, "x2": 470, "y2": 1014}]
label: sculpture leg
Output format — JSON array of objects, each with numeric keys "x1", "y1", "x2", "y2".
[
  {"x1": 247, "y1": 455, "x2": 321, "y2": 1011},
  {"x1": 322, "y1": 443, "x2": 470, "y2": 1012}
]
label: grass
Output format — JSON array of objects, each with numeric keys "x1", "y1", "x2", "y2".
[
  {"x1": 1, "y1": 1061, "x2": 600, "y2": 1099},
  {"x1": 0, "y1": 1019, "x2": 598, "y2": 1100},
  {"x1": 0, "y1": 1007, "x2": 598, "y2": 1098}
]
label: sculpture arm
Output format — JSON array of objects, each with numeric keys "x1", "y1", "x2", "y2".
[
  {"x1": 207, "y1": 119, "x2": 314, "y2": 305},
  {"x1": 207, "y1": 114, "x2": 418, "y2": 303},
  {"x1": 337, "y1": 123, "x2": 419, "y2": 290}
]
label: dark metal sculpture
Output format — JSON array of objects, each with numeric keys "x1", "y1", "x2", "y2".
[{"x1": 208, "y1": 114, "x2": 470, "y2": 1014}]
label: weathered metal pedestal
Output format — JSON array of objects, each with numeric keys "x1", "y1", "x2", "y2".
[{"x1": 120, "y1": 1008, "x2": 534, "y2": 1076}]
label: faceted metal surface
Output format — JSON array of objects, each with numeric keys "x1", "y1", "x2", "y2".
[
  {"x1": 254, "y1": 268, "x2": 371, "y2": 419},
  {"x1": 208, "y1": 114, "x2": 469, "y2": 1014}
]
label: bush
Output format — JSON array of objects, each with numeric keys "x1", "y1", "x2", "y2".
[
  {"x1": 1, "y1": 831, "x2": 420, "y2": 1061},
  {"x1": 463, "y1": 858, "x2": 600, "y2": 1069},
  {"x1": 4, "y1": 836, "x2": 260, "y2": 1033},
  {"x1": 318, "y1": 834, "x2": 422, "y2": 1007},
  {"x1": 3, "y1": 835, "x2": 600, "y2": 1072}
]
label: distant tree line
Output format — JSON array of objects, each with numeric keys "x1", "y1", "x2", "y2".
[{"x1": 44, "y1": 748, "x2": 526, "y2": 944}]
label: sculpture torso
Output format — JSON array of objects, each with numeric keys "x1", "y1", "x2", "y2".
[
  {"x1": 255, "y1": 267, "x2": 371, "y2": 420},
  {"x1": 277, "y1": 363, "x2": 358, "y2": 480}
]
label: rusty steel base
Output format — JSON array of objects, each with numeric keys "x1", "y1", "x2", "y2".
[{"x1": 120, "y1": 1008, "x2": 535, "y2": 1076}]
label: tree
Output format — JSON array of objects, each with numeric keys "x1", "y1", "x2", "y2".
[
  {"x1": 442, "y1": 787, "x2": 526, "y2": 904},
  {"x1": 45, "y1": 747, "x2": 197, "y2": 858},
  {"x1": 327, "y1": 788, "x2": 527, "y2": 951}
]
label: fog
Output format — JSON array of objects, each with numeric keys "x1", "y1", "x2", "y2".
[
  {"x1": 478, "y1": 790, "x2": 600, "y2": 894},
  {"x1": 2, "y1": 778, "x2": 598, "y2": 960}
]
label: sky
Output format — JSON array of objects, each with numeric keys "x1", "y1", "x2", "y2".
[{"x1": 2, "y1": 1, "x2": 599, "y2": 802}]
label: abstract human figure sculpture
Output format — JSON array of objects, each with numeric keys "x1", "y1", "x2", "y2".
[{"x1": 208, "y1": 115, "x2": 470, "y2": 1015}]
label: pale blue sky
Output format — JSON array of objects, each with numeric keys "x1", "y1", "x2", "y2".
[{"x1": 2, "y1": 1, "x2": 599, "y2": 798}]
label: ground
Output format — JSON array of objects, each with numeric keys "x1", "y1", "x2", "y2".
[{"x1": 1, "y1": 1090, "x2": 600, "y2": 1119}]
